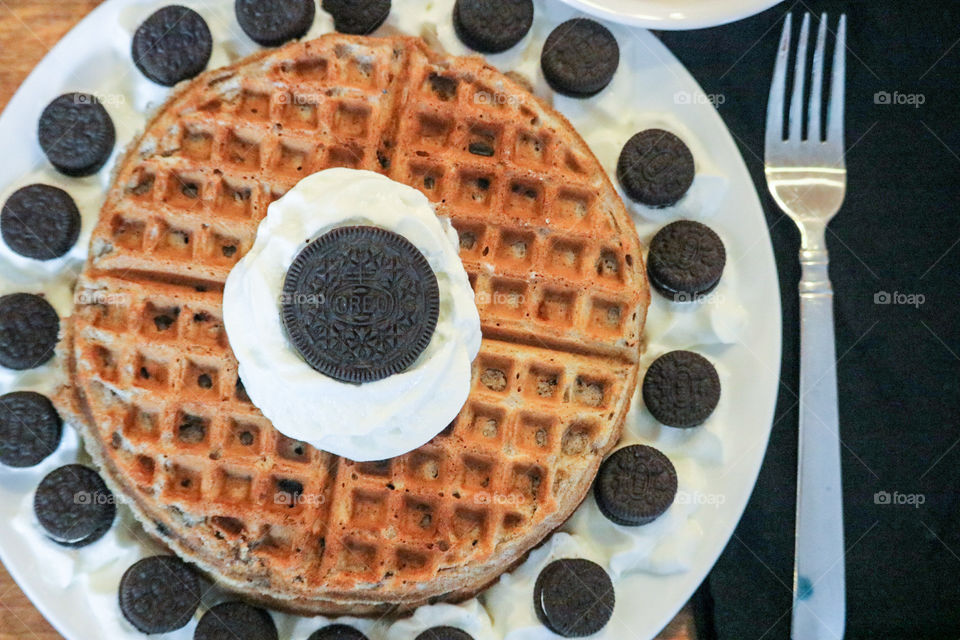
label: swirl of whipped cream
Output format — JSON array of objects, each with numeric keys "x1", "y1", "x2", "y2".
[{"x1": 223, "y1": 168, "x2": 481, "y2": 461}]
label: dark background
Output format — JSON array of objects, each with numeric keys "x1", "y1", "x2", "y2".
[{"x1": 657, "y1": 2, "x2": 960, "y2": 638}]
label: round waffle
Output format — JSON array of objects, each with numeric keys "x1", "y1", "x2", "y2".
[{"x1": 54, "y1": 34, "x2": 649, "y2": 615}]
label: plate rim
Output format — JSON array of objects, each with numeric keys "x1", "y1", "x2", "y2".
[{"x1": 557, "y1": 0, "x2": 784, "y2": 29}]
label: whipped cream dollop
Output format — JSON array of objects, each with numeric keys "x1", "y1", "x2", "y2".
[{"x1": 223, "y1": 168, "x2": 481, "y2": 461}]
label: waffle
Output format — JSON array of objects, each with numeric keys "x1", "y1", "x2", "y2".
[{"x1": 54, "y1": 34, "x2": 649, "y2": 615}]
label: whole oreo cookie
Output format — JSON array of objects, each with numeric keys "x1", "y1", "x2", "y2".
[
  {"x1": 132, "y1": 5, "x2": 213, "y2": 86},
  {"x1": 281, "y1": 226, "x2": 440, "y2": 384},
  {"x1": 0, "y1": 293, "x2": 59, "y2": 370},
  {"x1": 415, "y1": 627, "x2": 475, "y2": 640},
  {"x1": 454, "y1": 0, "x2": 534, "y2": 53},
  {"x1": 37, "y1": 93, "x2": 115, "y2": 177},
  {"x1": 1, "y1": 184, "x2": 81, "y2": 260},
  {"x1": 322, "y1": 0, "x2": 391, "y2": 35},
  {"x1": 236, "y1": 0, "x2": 316, "y2": 47},
  {"x1": 195, "y1": 602, "x2": 278, "y2": 640},
  {"x1": 0, "y1": 391, "x2": 62, "y2": 468},
  {"x1": 594, "y1": 444, "x2": 678, "y2": 526},
  {"x1": 647, "y1": 220, "x2": 726, "y2": 300},
  {"x1": 617, "y1": 129, "x2": 695, "y2": 207},
  {"x1": 534, "y1": 558, "x2": 615, "y2": 637},
  {"x1": 119, "y1": 555, "x2": 202, "y2": 634},
  {"x1": 541, "y1": 18, "x2": 619, "y2": 98},
  {"x1": 642, "y1": 350, "x2": 720, "y2": 427},
  {"x1": 34, "y1": 464, "x2": 115, "y2": 547},
  {"x1": 308, "y1": 624, "x2": 369, "y2": 640}
]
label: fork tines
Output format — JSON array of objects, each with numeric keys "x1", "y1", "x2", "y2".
[{"x1": 766, "y1": 13, "x2": 846, "y2": 148}]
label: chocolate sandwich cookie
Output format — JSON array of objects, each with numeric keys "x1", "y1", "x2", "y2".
[
  {"x1": 236, "y1": 0, "x2": 315, "y2": 47},
  {"x1": 37, "y1": 93, "x2": 115, "y2": 177},
  {"x1": 322, "y1": 0, "x2": 391, "y2": 35},
  {"x1": 642, "y1": 350, "x2": 720, "y2": 427},
  {"x1": 541, "y1": 18, "x2": 619, "y2": 98},
  {"x1": 415, "y1": 627, "x2": 475, "y2": 640},
  {"x1": 0, "y1": 391, "x2": 62, "y2": 467},
  {"x1": 132, "y1": 5, "x2": 213, "y2": 86},
  {"x1": 0, "y1": 293, "x2": 59, "y2": 370},
  {"x1": 616, "y1": 129, "x2": 695, "y2": 207},
  {"x1": 1, "y1": 184, "x2": 81, "y2": 260},
  {"x1": 454, "y1": 0, "x2": 534, "y2": 53},
  {"x1": 308, "y1": 625, "x2": 369, "y2": 640},
  {"x1": 534, "y1": 558, "x2": 615, "y2": 637},
  {"x1": 594, "y1": 444, "x2": 677, "y2": 526},
  {"x1": 119, "y1": 555, "x2": 203, "y2": 634},
  {"x1": 646, "y1": 220, "x2": 726, "y2": 300},
  {"x1": 34, "y1": 464, "x2": 115, "y2": 547},
  {"x1": 195, "y1": 602, "x2": 278, "y2": 640},
  {"x1": 281, "y1": 226, "x2": 440, "y2": 383}
]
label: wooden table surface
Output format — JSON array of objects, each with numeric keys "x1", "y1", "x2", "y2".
[{"x1": 0, "y1": 2, "x2": 699, "y2": 638}]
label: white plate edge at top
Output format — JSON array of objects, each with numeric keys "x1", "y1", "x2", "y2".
[{"x1": 557, "y1": 0, "x2": 783, "y2": 29}]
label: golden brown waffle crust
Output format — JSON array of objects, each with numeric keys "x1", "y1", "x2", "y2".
[{"x1": 54, "y1": 34, "x2": 649, "y2": 615}]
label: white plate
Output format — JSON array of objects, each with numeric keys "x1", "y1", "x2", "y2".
[
  {"x1": 0, "y1": 1, "x2": 781, "y2": 639},
  {"x1": 558, "y1": 0, "x2": 782, "y2": 29}
]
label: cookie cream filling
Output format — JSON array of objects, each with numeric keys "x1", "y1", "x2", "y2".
[{"x1": 222, "y1": 168, "x2": 481, "y2": 461}]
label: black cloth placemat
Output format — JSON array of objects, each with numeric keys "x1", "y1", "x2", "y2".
[{"x1": 656, "y1": 1, "x2": 960, "y2": 638}]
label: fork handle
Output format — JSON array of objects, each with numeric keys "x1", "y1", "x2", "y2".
[{"x1": 792, "y1": 245, "x2": 846, "y2": 640}]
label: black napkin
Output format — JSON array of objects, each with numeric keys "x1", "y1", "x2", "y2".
[{"x1": 656, "y1": 1, "x2": 960, "y2": 638}]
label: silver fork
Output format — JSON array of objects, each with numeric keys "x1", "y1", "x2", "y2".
[{"x1": 765, "y1": 12, "x2": 847, "y2": 640}]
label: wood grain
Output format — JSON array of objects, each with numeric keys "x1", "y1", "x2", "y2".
[
  {"x1": 0, "y1": 2, "x2": 699, "y2": 638},
  {"x1": 0, "y1": 1, "x2": 101, "y2": 112}
]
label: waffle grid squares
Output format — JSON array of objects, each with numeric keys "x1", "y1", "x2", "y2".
[{"x1": 62, "y1": 35, "x2": 647, "y2": 610}]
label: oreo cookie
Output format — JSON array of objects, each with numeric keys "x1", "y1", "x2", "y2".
[
  {"x1": 0, "y1": 391, "x2": 62, "y2": 467},
  {"x1": 617, "y1": 129, "x2": 695, "y2": 207},
  {"x1": 594, "y1": 444, "x2": 678, "y2": 526},
  {"x1": 453, "y1": 0, "x2": 534, "y2": 53},
  {"x1": 0, "y1": 293, "x2": 59, "y2": 370},
  {"x1": 132, "y1": 5, "x2": 213, "y2": 86},
  {"x1": 322, "y1": 0, "x2": 391, "y2": 35},
  {"x1": 236, "y1": 0, "x2": 316, "y2": 47},
  {"x1": 642, "y1": 350, "x2": 720, "y2": 427},
  {"x1": 541, "y1": 19, "x2": 619, "y2": 98},
  {"x1": 414, "y1": 627, "x2": 475, "y2": 640},
  {"x1": 194, "y1": 602, "x2": 278, "y2": 640},
  {"x1": 119, "y1": 555, "x2": 202, "y2": 633},
  {"x1": 309, "y1": 625, "x2": 369, "y2": 640},
  {"x1": 1, "y1": 184, "x2": 81, "y2": 260},
  {"x1": 281, "y1": 226, "x2": 440, "y2": 384},
  {"x1": 37, "y1": 93, "x2": 115, "y2": 177},
  {"x1": 34, "y1": 464, "x2": 115, "y2": 547},
  {"x1": 534, "y1": 558, "x2": 615, "y2": 637},
  {"x1": 647, "y1": 220, "x2": 726, "y2": 300}
]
